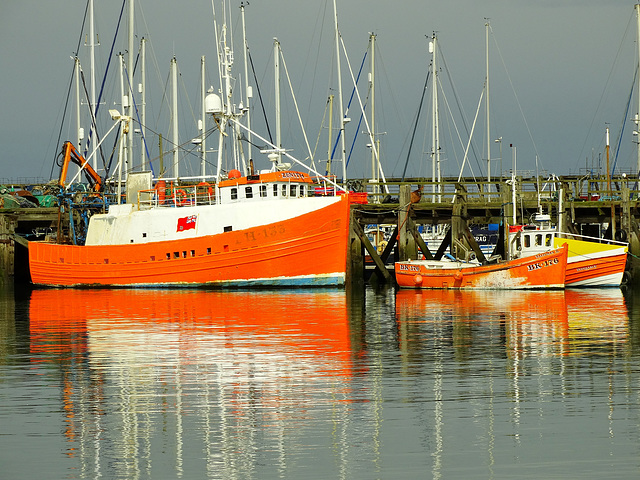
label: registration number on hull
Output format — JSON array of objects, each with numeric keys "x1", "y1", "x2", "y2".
[{"x1": 527, "y1": 257, "x2": 559, "y2": 271}]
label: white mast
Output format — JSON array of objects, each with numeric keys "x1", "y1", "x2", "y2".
[
  {"x1": 117, "y1": 53, "x2": 128, "y2": 201},
  {"x1": 126, "y1": 0, "x2": 134, "y2": 168},
  {"x1": 636, "y1": 4, "x2": 640, "y2": 174},
  {"x1": 369, "y1": 33, "x2": 378, "y2": 202},
  {"x1": 430, "y1": 34, "x2": 441, "y2": 202},
  {"x1": 485, "y1": 20, "x2": 491, "y2": 186},
  {"x1": 171, "y1": 56, "x2": 179, "y2": 179},
  {"x1": 200, "y1": 55, "x2": 207, "y2": 177},
  {"x1": 118, "y1": 53, "x2": 128, "y2": 178},
  {"x1": 512, "y1": 145, "x2": 517, "y2": 224},
  {"x1": 327, "y1": 95, "x2": 334, "y2": 177},
  {"x1": 75, "y1": 58, "x2": 84, "y2": 150},
  {"x1": 333, "y1": 0, "x2": 347, "y2": 181},
  {"x1": 240, "y1": 2, "x2": 252, "y2": 164},
  {"x1": 214, "y1": 13, "x2": 233, "y2": 180},
  {"x1": 88, "y1": 0, "x2": 97, "y2": 169},
  {"x1": 274, "y1": 38, "x2": 282, "y2": 165},
  {"x1": 140, "y1": 37, "x2": 147, "y2": 170}
]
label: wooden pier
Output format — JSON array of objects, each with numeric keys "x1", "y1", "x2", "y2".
[
  {"x1": 348, "y1": 174, "x2": 640, "y2": 285},
  {"x1": 1, "y1": 174, "x2": 639, "y2": 285}
]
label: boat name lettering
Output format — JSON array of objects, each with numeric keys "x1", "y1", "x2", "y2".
[
  {"x1": 263, "y1": 225, "x2": 285, "y2": 238},
  {"x1": 280, "y1": 172, "x2": 305, "y2": 180},
  {"x1": 576, "y1": 265, "x2": 596, "y2": 272},
  {"x1": 399, "y1": 264, "x2": 420, "y2": 272},
  {"x1": 527, "y1": 257, "x2": 559, "y2": 271}
]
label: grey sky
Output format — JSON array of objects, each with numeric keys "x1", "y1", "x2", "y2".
[{"x1": 0, "y1": 0, "x2": 637, "y2": 183}]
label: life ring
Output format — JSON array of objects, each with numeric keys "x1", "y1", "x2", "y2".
[
  {"x1": 197, "y1": 182, "x2": 213, "y2": 197},
  {"x1": 155, "y1": 180, "x2": 166, "y2": 205},
  {"x1": 174, "y1": 188, "x2": 188, "y2": 206}
]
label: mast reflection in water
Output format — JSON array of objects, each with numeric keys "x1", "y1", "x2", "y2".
[
  {"x1": 1, "y1": 285, "x2": 639, "y2": 478},
  {"x1": 27, "y1": 288, "x2": 357, "y2": 479}
]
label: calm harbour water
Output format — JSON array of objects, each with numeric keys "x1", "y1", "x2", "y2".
[{"x1": 1, "y1": 283, "x2": 640, "y2": 479}]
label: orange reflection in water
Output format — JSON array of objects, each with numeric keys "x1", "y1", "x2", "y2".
[
  {"x1": 28, "y1": 288, "x2": 355, "y2": 462},
  {"x1": 395, "y1": 289, "x2": 629, "y2": 357},
  {"x1": 29, "y1": 288, "x2": 353, "y2": 371}
]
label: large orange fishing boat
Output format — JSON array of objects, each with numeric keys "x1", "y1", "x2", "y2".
[
  {"x1": 27, "y1": 5, "x2": 363, "y2": 288},
  {"x1": 28, "y1": 161, "x2": 356, "y2": 287},
  {"x1": 395, "y1": 244, "x2": 567, "y2": 290}
]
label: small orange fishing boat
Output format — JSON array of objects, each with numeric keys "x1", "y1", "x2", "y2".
[{"x1": 395, "y1": 244, "x2": 567, "y2": 290}]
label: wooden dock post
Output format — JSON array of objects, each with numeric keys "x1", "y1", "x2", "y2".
[
  {"x1": 347, "y1": 207, "x2": 365, "y2": 285},
  {"x1": 397, "y1": 185, "x2": 417, "y2": 261},
  {"x1": 451, "y1": 184, "x2": 486, "y2": 263},
  {"x1": 0, "y1": 214, "x2": 17, "y2": 281}
]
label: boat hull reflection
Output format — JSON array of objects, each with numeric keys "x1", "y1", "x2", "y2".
[
  {"x1": 29, "y1": 288, "x2": 353, "y2": 373},
  {"x1": 395, "y1": 288, "x2": 629, "y2": 356}
]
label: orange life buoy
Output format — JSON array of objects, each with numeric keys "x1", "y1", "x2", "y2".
[
  {"x1": 174, "y1": 188, "x2": 188, "y2": 206},
  {"x1": 155, "y1": 180, "x2": 166, "y2": 205},
  {"x1": 197, "y1": 182, "x2": 213, "y2": 197}
]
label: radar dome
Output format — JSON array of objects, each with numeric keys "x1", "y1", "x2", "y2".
[{"x1": 205, "y1": 93, "x2": 223, "y2": 114}]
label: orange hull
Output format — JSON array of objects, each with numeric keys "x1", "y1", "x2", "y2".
[
  {"x1": 395, "y1": 245, "x2": 567, "y2": 290},
  {"x1": 28, "y1": 195, "x2": 350, "y2": 287},
  {"x1": 565, "y1": 253, "x2": 628, "y2": 287}
]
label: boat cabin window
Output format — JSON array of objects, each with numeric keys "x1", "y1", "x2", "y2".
[
  {"x1": 273, "y1": 185, "x2": 278, "y2": 197},
  {"x1": 231, "y1": 188, "x2": 238, "y2": 200},
  {"x1": 545, "y1": 234, "x2": 552, "y2": 246},
  {"x1": 300, "y1": 185, "x2": 305, "y2": 197},
  {"x1": 245, "y1": 186, "x2": 253, "y2": 199},
  {"x1": 535, "y1": 234, "x2": 542, "y2": 246},
  {"x1": 282, "y1": 185, "x2": 287, "y2": 197},
  {"x1": 260, "y1": 185, "x2": 267, "y2": 198},
  {"x1": 290, "y1": 185, "x2": 297, "y2": 197},
  {"x1": 524, "y1": 234, "x2": 530, "y2": 248}
]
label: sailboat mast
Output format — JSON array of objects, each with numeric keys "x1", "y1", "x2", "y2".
[
  {"x1": 327, "y1": 95, "x2": 334, "y2": 177},
  {"x1": 126, "y1": 0, "x2": 134, "y2": 168},
  {"x1": 333, "y1": 0, "x2": 347, "y2": 181},
  {"x1": 606, "y1": 125, "x2": 611, "y2": 194},
  {"x1": 89, "y1": 0, "x2": 97, "y2": 169},
  {"x1": 485, "y1": 20, "x2": 491, "y2": 185},
  {"x1": 171, "y1": 57, "x2": 179, "y2": 179},
  {"x1": 636, "y1": 4, "x2": 640, "y2": 174},
  {"x1": 140, "y1": 37, "x2": 147, "y2": 170},
  {"x1": 430, "y1": 34, "x2": 440, "y2": 202},
  {"x1": 369, "y1": 33, "x2": 378, "y2": 201}
]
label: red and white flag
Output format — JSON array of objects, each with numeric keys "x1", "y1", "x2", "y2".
[{"x1": 177, "y1": 215, "x2": 197, "y2": 232}]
